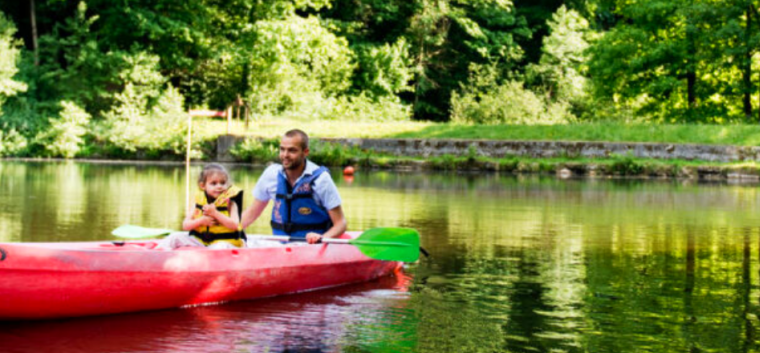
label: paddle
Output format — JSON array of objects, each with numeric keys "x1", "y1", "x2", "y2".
[
  {"x1": 111, "y1": 225, "x2": 421, "y2": 262},
  {"x1": 111, "y1": 225, "x2": 174, "y2": 239},
  {"x1": 267, "y1": 227, "x2": 421, "y2": 262}
]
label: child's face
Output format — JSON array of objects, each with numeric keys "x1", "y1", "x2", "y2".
[{"x1": 200, "y1": 172, "x2": 229, "y2": 199}]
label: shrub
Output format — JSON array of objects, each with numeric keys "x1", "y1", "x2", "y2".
[
  {"x1": 320, "y1": 94, "x2": 411, "y2": 122},
  {"x1": 352, "y1": 39, "x2": 413, "y2": 99},
  {"x1": 451, "y1": 64, "x2": 574, "y2": 125},
  {"x1": 609, "y1": 153, "x2": 644, "y2": 175},
  {"x1": 98, "y1": 84, "x2": 188, "y2": 155},
  {"x1": 0, "y1": 128, "x2": 27, "y2": 157},
  {"x1": 229, "y1": 138, "x2": 279, "y2": 163},
  {"x1": 309, "y1": 141, "x2": 364, "y2": 166},
  {"x1": 451, "y1": 80, "x2": 544, "y2": 124},
  {"x1": 100, "y1": 83, "x2": 149, "y2": 151},
  {"x1": 35, "y1": 101, "x2": 91, "y2": 158}
]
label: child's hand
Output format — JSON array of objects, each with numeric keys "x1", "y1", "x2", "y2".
[
  {"x1": 202, "y1": 204, "x2": 218, "y2": 217},
  {"x1": 199, "y1": 216, "x2": 217, "y2": 227}
]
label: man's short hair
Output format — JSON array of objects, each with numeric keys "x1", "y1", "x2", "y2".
[{"x1": 284, "y1": 129, "x2": 309, "y2": 150}]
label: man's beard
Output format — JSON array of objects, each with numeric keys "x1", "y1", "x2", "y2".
[{"x1": 284, "y1": 157, "x2": 304, "y2": 170}]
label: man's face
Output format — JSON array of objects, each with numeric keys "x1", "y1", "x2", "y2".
[{"x1": 279, "y1": 135, "x2": 309, "y2": 171}]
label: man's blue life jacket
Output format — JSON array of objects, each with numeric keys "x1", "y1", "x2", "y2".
[{"x1": 270, "y1": 166, "x2": 332, "y2": 238}]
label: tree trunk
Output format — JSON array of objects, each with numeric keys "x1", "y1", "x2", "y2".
[
  {"x1": 685, "y1": 7, "x2": 697, "y2": 116},
  {"x1": 30, "y1": 0, "x2": 39, "y2": 66},
  {"x1": 744, "y1": 6, "x2": 752, "y2": 119}
]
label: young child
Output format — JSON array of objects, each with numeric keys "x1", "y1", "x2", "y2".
[{"x1": 157, "y1": 163, "x2": 246, "y2": 250}]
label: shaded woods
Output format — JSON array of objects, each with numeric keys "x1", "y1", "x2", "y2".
[{"x1": 2, "y1": 1, "x2": 760, "y2": 158}]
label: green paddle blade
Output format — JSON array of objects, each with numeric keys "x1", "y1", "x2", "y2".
[
  {"x1": 350, "y1": 227, "x2": 420, "y2": 262},
  {"x1": 112, "y1": 225, "x2": 174, "y2": 239}
]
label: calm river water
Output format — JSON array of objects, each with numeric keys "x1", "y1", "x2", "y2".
[{"x1": 1, "y1": 160, "x2": 760, "y2": 352}]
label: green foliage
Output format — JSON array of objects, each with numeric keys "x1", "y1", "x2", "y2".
[
  {"x1": 98, "y1": 84, "x2": 187, "y2": 154},
  {"x1": 247, "y1": 15, "x2": 355, "y2": 116},
  {"x1": 239, "y1": 13, "x2": 416, "y2": 123},
  {"x1": 88, "y1": 0, "x2": 215, "y2": 84},
  {"x1": 431, "y1": 154, "x2": 460, "y2": 170},
  {"x1": 99, "y1": 83, "x2": 151, "y2": 151},
  {"x1": 586, "y1": 0, "x2": 759, "y2": 123},
  {"x1": 322, "y1": 94, "x2": 411, "y2": 122},
  {"x1": 118, "y1": 52, "x2": 166, "y2": 108},
  {"x1": 10, "y1": 0, "x2": 760, "y2": 161},
  {"x1": 0, "y1": 10, "x2": 29, "y2": 156},
  {"x1": 249, "y1": 0, "x2": 333, "y2": 20},
  {"x1": 147, "y1": 86, "x2": 190, "y2": 153},
  {"x1": 352, "y1": 38, "x2": 414, "y2": 99},
  {"x1": 386, "y1": 121, "x2": 760, "y2": 147},
  {"x1": 0, "y1": 128, "x2": 27, "y2": 157},
  {"x1": 406, "y1": 0, "x2": 532, "y2": 121},
  {"x1": 309, "y1": 141, "x2": 354, "y2": 166},
  {"x1": 451, "y1": 64, "x2": 574, "y2": 125},
  {"x1": 609, "y1": 153, "x2": 644, "y2": 175},
  {"x1": 33, "y1": 2, "x2": 121, "y2": 114},
  {"x1": 526, "y1": 6, "x2": 591, "y2": 111},
  {"x1": 35, "y1": 101, "x2": 90, "y2": 158},
  {"x1": 0, "y1": 11, "x2": 25, "y2": 113},
  {"x1": 229, "y1": 138, "x2": 279, "y2": 163}
]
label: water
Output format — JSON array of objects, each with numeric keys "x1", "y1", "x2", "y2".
[{"x1": 1, "y1": 160, "x2": 760, "y2": 352}]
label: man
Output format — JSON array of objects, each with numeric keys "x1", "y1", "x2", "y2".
[{"x1": 241, "y1": 129, "x2": 347, "y2": 244}]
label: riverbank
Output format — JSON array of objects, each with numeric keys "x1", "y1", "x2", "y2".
[
  {"x1": 7, "y1": 120, "x2": 760, "y2": 181},
  {"x1": 220, "y1": 136, "x2": 760, "y2": 182},
  {"x1": 6, "y1": 148, "x2": 760, "y2": 182}
]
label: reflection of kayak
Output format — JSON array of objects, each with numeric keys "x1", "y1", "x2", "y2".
[
  {"x1": 0, "y1": 274, "x2": 413, "y2": 353},
  {"x1": 0, "y1": 232, "x2": 403, "y2": 320}
]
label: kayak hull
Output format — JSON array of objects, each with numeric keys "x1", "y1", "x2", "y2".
[{"x1": 0, "y1": 233, "x2": 402, "y2": 320}]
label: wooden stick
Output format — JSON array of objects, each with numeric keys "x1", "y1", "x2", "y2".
[{"x1": 185, "y1": 112, "x2": 193, "y2": 211}]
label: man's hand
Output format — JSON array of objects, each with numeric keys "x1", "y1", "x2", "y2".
[{"x1": 305, "y1": 232, "x2": 322, "y2": 244}]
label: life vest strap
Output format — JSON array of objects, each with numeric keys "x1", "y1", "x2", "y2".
[
  {"x1": 195, "y1": 204, "x2": 229, "y2": 212},
  {"x1": 189, "y1": 230, "x2": 246, "y2": 243},
  {"x1": 270, "y1": 220, "x2": 332, "y2": 234},
  {"x1": 275, "y1": 193, "x2": 313, "y2": 201}
]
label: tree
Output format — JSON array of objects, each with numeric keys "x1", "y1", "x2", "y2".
[
  {"x1": 708, "y1": 1, "x2": 760, "y2": 121},
  {"x1": 32, "y1": 1, "x2": 123, "y2": 114},
  {"x1": 406, "y1": 0, "x2": 531, "y2": 121},
  {"x1": 587, "y1": 0, "x2": 760, "y2": 123},
  {"x1": 245, "y1": 15, "x2": 355, "y2": 117},
  {"x1": 526, "y1": 5, "x2": 591, "y2": 109},
  {"x1": 0, "y1": 11, "x2": 26, "y2": 113},
  {"x1": 0, "y1": 11, "x2": 29, "y2": 156}
]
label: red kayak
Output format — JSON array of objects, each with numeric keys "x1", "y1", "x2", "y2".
[{"x1": 0, "y1": 232, "x2": 403, "y2": 320}]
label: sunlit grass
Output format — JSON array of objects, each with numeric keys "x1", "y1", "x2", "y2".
[
  {"x1": 198, "y1": 118, "x2": 434, "y2": 139},
  {"x1": 201, "y1": 118, "x2": 760, "y2": 146}
]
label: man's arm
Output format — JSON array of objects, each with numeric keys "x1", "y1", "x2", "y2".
[
  {"x1": 305, "y1": 206, "x2": 346, "y2": 244},
  {"x1": 240, "y1": 199, "x2": 269, "y2": 229},
  {"x1": 324, "y1": 206, "x2": 347, "y2": 238},
  {"x1": 242, "y1": 165, "x2": 278, "y2": 229}
]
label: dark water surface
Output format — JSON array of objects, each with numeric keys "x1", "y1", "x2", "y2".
[{"x1": 2, "y1": 160, "x2": 760, "y2": 352}]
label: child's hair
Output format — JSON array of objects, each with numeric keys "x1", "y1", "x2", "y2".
[{"x1": 198, "y1": 163, "x2": 231, "y2": 185}]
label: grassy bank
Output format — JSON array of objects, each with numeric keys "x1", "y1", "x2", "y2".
[
  {"x1": 229, "y1": 138, "x2": 760, "y2": 180},
  {"x1": 10, "y1": 119, "x2": 760, "y2": 177},
  {"x1": 213, "y1": 119, "x2": 760, "y2": 146}
]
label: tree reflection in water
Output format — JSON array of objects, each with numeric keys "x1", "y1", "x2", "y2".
[{"x1": 3, "y1": 161, "x2": 760, "y2": 352}]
